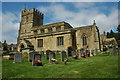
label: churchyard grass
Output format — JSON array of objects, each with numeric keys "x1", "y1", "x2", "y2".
[{"x1": 2, "y1": 54, "x2": 119, "y2": 78}]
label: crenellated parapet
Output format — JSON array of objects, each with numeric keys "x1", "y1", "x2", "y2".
[{"x1": 22, "y1": 8, "x2": 44, "y2": 18}]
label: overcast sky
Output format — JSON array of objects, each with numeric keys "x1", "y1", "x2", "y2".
[{"x1": 1, "y1": 1, "x2": 119, "y2": 44}]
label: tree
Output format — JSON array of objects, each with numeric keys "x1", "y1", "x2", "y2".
[
  {"x1": 2, "y1": 40, "x2": 8, "y2": 51},
  {"x1": 107, "y1": 32, "x2": 110, "y2": 38},
  {"x1": 110, "y1": 30, "x2": 114, "y2": 33},
  {"x1": 117, "y1": 24, "x2": 120, "y2": 33}
]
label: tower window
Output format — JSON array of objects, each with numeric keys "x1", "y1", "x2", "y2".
[
  {"x1": 26, "y1": 16, "x2": 28, "y2": 22},
  {"x1": 57, "y1": 36, "x2": 64, "y2": 46},
  {"x1": 38, "y1": 39, "x2": 43, "y2": 47},
  {"x1": 34, "y1": 30, "x2": 37, "y2": 34}
]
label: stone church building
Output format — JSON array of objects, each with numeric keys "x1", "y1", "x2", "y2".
[{"x1": 17, "y1": 8, "x2": 101, "y2": 54}]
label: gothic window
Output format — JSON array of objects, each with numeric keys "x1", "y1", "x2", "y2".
[
  {"x1": 82, "y1": 35, "x2": 87, "y2": 46},
  {"x1": 57, "y1": 36, "x2": 64, "y2": 46},
  {"x1": 38, "y1": 39, "x2": 43, "y2": 47}
]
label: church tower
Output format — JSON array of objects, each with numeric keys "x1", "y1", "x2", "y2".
[{"x1": 17, "y1": 8, "x2": 44, "y2": 43}]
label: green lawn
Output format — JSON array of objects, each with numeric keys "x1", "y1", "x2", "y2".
[{"x1": 2, "y1": 54, "x2": 119, "y2": 78}]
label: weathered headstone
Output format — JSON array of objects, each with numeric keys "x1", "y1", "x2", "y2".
[
  {"x1": 49, "y1": 51, "x2": 56, "y2": 63},
  {"x1": 112, "y1": 45, "x2": 116, "y2": 56},
  {"x1": 90, "y1": 50, "x2": 94, "y2": 56},
  {"x1": 28, "y1": 51, "x2": 35, "y2": 62},
  {"x1": 13, "y1": 52, "x2": 22, "y2": 63},
  {"x1": 61, "y1": 51, "x2": 67, "y2": 62},
  {"x1": 32, "y1": 54, "x2": 41, "y2": 66},
  {"x1": 46, "y1": 50, "x2": 51, "y2": 60}
]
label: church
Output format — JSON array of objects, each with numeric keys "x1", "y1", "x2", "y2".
[{"x1": 17, "y1": 8, "x2": 101, "y2": 54}]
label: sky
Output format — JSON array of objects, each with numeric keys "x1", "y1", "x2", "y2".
[{"x1": 1, "y1": 1, "x2": 119, "y2": 44}]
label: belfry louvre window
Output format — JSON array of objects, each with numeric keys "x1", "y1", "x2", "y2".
[
  {"x1": 48, "y1": 28, "x2": 52, "y2": 32},
  {"x1": 57, "y1": 36, "x2": 64, "y2": 46},
  {"x1": 38, "y1": 39, "x2": 43, "y2": 47},
  {"x1": 82, "y1": 36, "x2": 87, "y2": 46},
  {"x1": 41, "y1": 29, "x2": 44, "y2": 33}
]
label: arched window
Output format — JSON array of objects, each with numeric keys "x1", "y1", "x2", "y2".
[
  {"x1": 26, "y1": 16, "x2": 28, "y2": 22},
  {"x1": 82, "y1": 34, "x2": 87, "y2": 46}
]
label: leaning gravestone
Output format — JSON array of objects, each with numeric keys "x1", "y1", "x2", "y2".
[
  {"x1": 13, "y1": 52, "x2": 22, "y2": 63},
  {"x1": 61, "y1": 51, "x2": 67, "y2": 62},
  {"x1": 49, "y1": 51, "x2": 56, "y2": 63},
  {"x1": 32, "y1": 54, "x2": 41, "y2": 66}
]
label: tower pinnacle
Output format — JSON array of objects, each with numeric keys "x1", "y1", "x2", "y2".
[
  {"x1": 24, "y1": 4, "x2": 26, "y2": 10},
  {"x1": 93, "y1": 20, "x2": 96, "y2": 25}
]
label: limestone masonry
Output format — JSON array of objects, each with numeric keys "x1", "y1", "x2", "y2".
[{"x1": 17, "y1": 8, "x2": 101, "y2": 53}]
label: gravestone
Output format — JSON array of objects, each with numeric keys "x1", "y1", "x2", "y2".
[
  {"x1": 13, "y1": 52, "x2": 22, "y2": 63},
  {"x1": 112, "y1": 45, "x2": 117, "y2": 56},
  {"x1": 49, "y1": 51, "x2": 56, "y2": 63},
  {"x1": 40, "y1": 51, "x2": 44, "y2": 57},
  {"x1": 90, "y1": 50, "x2": 94, "y2": 56},
  {"x1": 28, "y1": 51, "x2": 36, "y2": 62},
  {"x1": 46, "y1": 50, "x2": 51, "y2": 60},
  {"x1": 32, "y1": 54, "x2": 41, "y2": 66},
  {"x1": 56, "y1": 50, "x2": 61, "y2": 55},
  {"x1": 61, "y1": 51, "x2": 67, "y2": 62}
]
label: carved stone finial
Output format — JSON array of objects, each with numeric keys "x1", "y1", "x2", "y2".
[
  {"x1": 93, "y1": 20, "x2": 96, "y2": 25},
  {"x1": 24, "y1": 4, "x2": 26, "y2": 10}
]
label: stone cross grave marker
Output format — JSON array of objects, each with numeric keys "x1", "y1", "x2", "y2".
[
  {"x1": 32, "y1": 54, "x2": 41, "y2": 66},
  {"x1": 49, "y1": 51, "x2": 56, "y2": 63},
  {"x1": 40, "y1": 51, "x2": 44, "y2": 57},
  {"x1": 28, "y1": 51, "x2": 36, "y2": 62},
  {"x1": 61, "y1": 51, "x2": 67, "y2": 62},
  {"x1": 13, "y1": 52, "x2": 22, "y2": 63}
]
